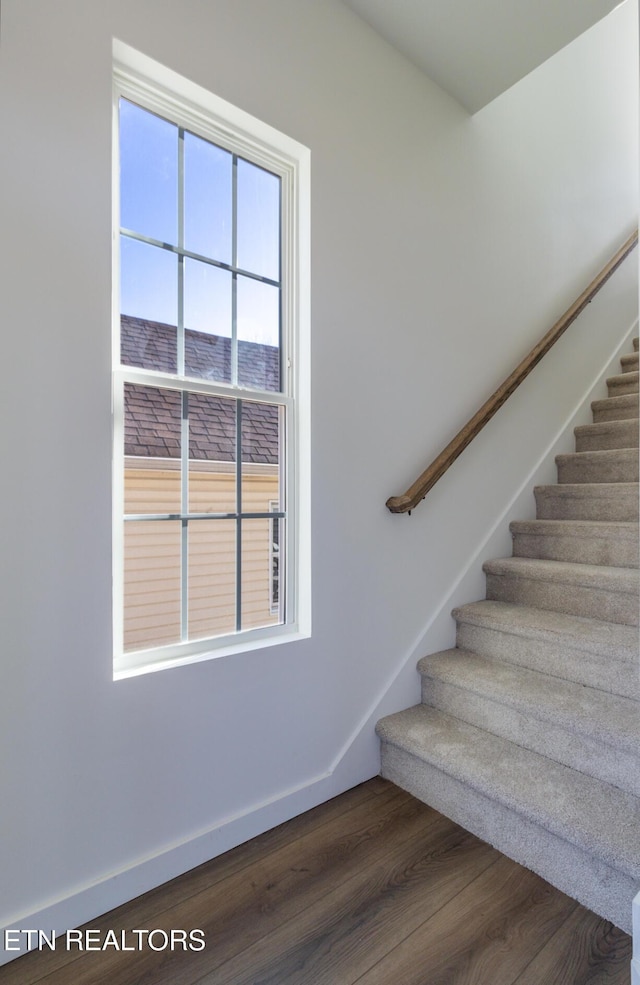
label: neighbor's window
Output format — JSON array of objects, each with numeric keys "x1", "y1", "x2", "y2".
[{"x1": 113, "y1": 46, "x2": 309, "y2": 676}]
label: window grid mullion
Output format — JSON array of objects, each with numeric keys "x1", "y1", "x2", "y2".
[
  {"x1": 177, "y1": 128, "x2": 185, "y2": 376},
  {"x1": 118, "y1": 229, "x2": 280, "y2": 289},
  {"x1": 178, "y1": 131, "x2": 189, "y2": 642},
  {"x1": 235, "y1": 399, "x2": 243, "y2": 633},
  {"x1": 181, "y1": 390, "x2": 189, "y2": 642},
  {"x1": 124, "y1": 512, "x2": 285, "y2": 522},
  {"x1": 231, "y1": 155, "x2": 238, "y2": 387},
  {"x1": 116, "y1": 368, "x2": 291, "y2": 408},
  {"x1": 232, "y1": 155, "x2": 241, "y2": 632}
]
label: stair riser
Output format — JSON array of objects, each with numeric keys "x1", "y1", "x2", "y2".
[
  {"x1": 379, "y1": 741, "x2": 634, "y2": 933},
  {"x1": 485, "y1": 572, "x2": 639, "y2": 625},
  {"x1": 535, "y1": 486, "x2": 639, "y2": 521},
  {"x1": 591, "y1": 395, "x2": 638, "y2": 423},
  {"x1": 455, "y1": 620, "x2": 640, "y2": 699},
  {"x1": 420, "y1": 677, "x2": 640, "y2": 797},
  {"x1": 556, "y1": 453, "x2": 638, "y2": 484},
  {"x1": 621, "y1": 353, "x2": 639, "y2": 373},
  {"x1": 608, "y1": 375, "x2": 639, "y2": 397},
  {"x1": 511, "y1": 531, "x2": 639, "y2": 568},
  {"x1": 574, "y1": 421, "x2": 639, "y2": 452}
]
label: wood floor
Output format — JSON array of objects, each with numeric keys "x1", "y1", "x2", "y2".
[{"x1": 1, "y1": 778, "x2": 631, "y2": 985}]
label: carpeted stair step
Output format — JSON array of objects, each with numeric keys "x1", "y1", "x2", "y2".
[
  {"x1": 574, "y1": 419, "x2": 638, "y2": 452},
  {"x1": 483, "y1": 556, "x2": 639, "y2": 625},
  {"x1": 417, "y1": 649, "x2": 640, "y2": 796},
  {"x1": 534, "y1": 482, "x2": 639, "y2": 521},
  {"x1": 634, "y1": 336, "x2": 639, "y2": 352},
  {"x1": 591, "y1": 392, "x2": 638, "y2": 423},
  {"x1": 376, "y1": 704, "x2": 640, "y2": 932},
  {"x1": 453, "y1": 600, "x2": 640, "y2": 699},
  {"x1": 556, "y1": 448, "x2": 638, "y2": 483},
  {"x1": 607, "y1": 369, "x2": 639, "y2": 397},
  {"x1": 376, "y1": 339, "x2": 640, "y2": 934},
  {"x1": 509, "y1": 518, "x2": 638, "y2": 567}
]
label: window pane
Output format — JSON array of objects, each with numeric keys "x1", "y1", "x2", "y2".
[
  {"x1": 124, "y1": 384, "x2": 181, "y2": 514},
  {"x1": 241, "y1": 518, "x2": 282, "y2": 630},
  {"x1": 188, "y1": 519, "x2": 236, "y2": 640},
  {"x1": 188, "y1": 393, "x2": 236, "y2": 514},
  {"x1": 237, "y1": 276, "x2": 280, "y2": 347},
  {"x1": 184, "y1": 131, "x2": 232, "y2": 263},
  {"x1": 120, "y1": 236, "x2": 177, "y2": 339},
  {"x1": 120, "y1": 99, "x2": 178, "y2": 244},
  {"x1": 184, "y1": 258, "x2": 232, "y2": 381},
  {"x1": 121, "y1": 314, "x2": 177, "y2": 374},
  {"x1": 241, "y1": 401, "x2": 281, "y2": 508},
  {"x1": 237, "y1": 276, "x2": 280, "y2": 391},
  {"x1": 124, "y1": 384, "x2": 181, "y2": 460},
  {"x1": 237, "y1": 159, "x2": 280, "y2": 280},
  {"x1": 185, "y1": 331, "x2": 231, "y2": 384},
  {"x1": 123, "y1": 520, "x2": 181, "y2": 652}
]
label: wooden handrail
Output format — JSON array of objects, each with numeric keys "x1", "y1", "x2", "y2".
[{"x1": 387, "y1": 229, "x2": 639, "y2": 514}]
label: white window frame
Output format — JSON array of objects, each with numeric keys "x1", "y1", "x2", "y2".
[{"x1": 112, "y1": 41, "x2": 310, "y2": 679}]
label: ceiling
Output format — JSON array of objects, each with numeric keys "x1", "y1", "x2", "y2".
[{"x1": 342, "y1": 0, "x2": 624, "y2": 113}]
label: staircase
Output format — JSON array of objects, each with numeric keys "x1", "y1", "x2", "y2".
[{"x1": 377, "y1": 338, "x2": 640, "y2": 933}]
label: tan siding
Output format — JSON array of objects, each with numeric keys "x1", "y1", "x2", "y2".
[
  {"x1": 123, "y1": 465, "x2": 279, "y2": 651},
  {"x1": 124, "y1": 520, "x2": 181, "y2": 650},
  {"x1": 187, "y1": 519, "x2": 237, "y2": 641},
  {"x1": 125, "y1": 465, "x2": 181, "y2": 515}
]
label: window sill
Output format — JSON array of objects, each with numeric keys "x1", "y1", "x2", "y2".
[{"x1": 113, "y1": 623, "x2": 310, "y2": 680}]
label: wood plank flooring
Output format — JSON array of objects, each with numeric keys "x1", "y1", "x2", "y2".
[{"x1": 1, "y1": 778, "x2": 631, "y2": 985}]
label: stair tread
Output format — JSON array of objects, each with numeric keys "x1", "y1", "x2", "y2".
[
  {"x1": 606, "y1": 373, "x2": 639, "y2": 397},
  {"x1": 556, "y1": 447, "x2": 638, "y2": 465},
  {"x1": 607, "y1": 370, "x2": 639, "y2": 386},
  {"x1": 483, "y1": 555, "x2": 640, "y2": 592},
  {"x1": 418, "y1": 647, "x2": 640, "y2": 752},
  {"x1": 592, "y1": 392, "x2": 638, "y2": 408},
  {"x1": 509, "y1": 518, "x2": 639, "y2": 565},
  {"x1": 376, "y1": 705, "x2": 640, "y2": 879},
  {"x1": 555, "y1": 449, "x2": 638, "y2": 485},
  {"x1": 576, "y1": 417, "x2": 638, "y2": 432},
  {"x1": 534, "y1": 482, "x2": 639, "y2": 520},
  {"x1": 535, "y1": 482, "x2": 639, "y2": 495},
  {"x1": 452, "y1": 600, "x2": 639, "y2": 660},
  {"x1": 509, "y1": 518, "x2": 637, "y2": 537},
  {"x1": 574, "y1": 419, "x2": 638, "y2": 439}
]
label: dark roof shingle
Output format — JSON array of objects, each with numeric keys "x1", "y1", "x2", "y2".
[{"x1": 122, "y1": 315, "x2": 279, "y2": 465}]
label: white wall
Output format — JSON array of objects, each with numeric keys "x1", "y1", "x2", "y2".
[{"x1": 0, "y1": 0, "x2": 637, "y2": 955}]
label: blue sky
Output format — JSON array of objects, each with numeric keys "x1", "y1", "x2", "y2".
[{"x1": 119, "y1": 99, "x2": 280, "y2": 347}]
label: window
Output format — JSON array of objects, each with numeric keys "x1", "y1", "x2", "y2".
[
  {"x1": 112, "y1": 43, "x2": 310, "y2": 677},
  {"x1": 269, "y1": 499, "x2": 280, "y2": 614}
]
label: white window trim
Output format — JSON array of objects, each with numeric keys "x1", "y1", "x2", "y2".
[{"x1": 112, "y1": 40, "x2": 310, "y2": 680}]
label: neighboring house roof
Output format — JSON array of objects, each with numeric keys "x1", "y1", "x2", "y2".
[{"x1": 122, "y1": 315, "x2": 279, "y2": 465}]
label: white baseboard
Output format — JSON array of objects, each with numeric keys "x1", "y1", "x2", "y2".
[{"x1": 0, "y1": 765, "x2": 367, "y2": 967}]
